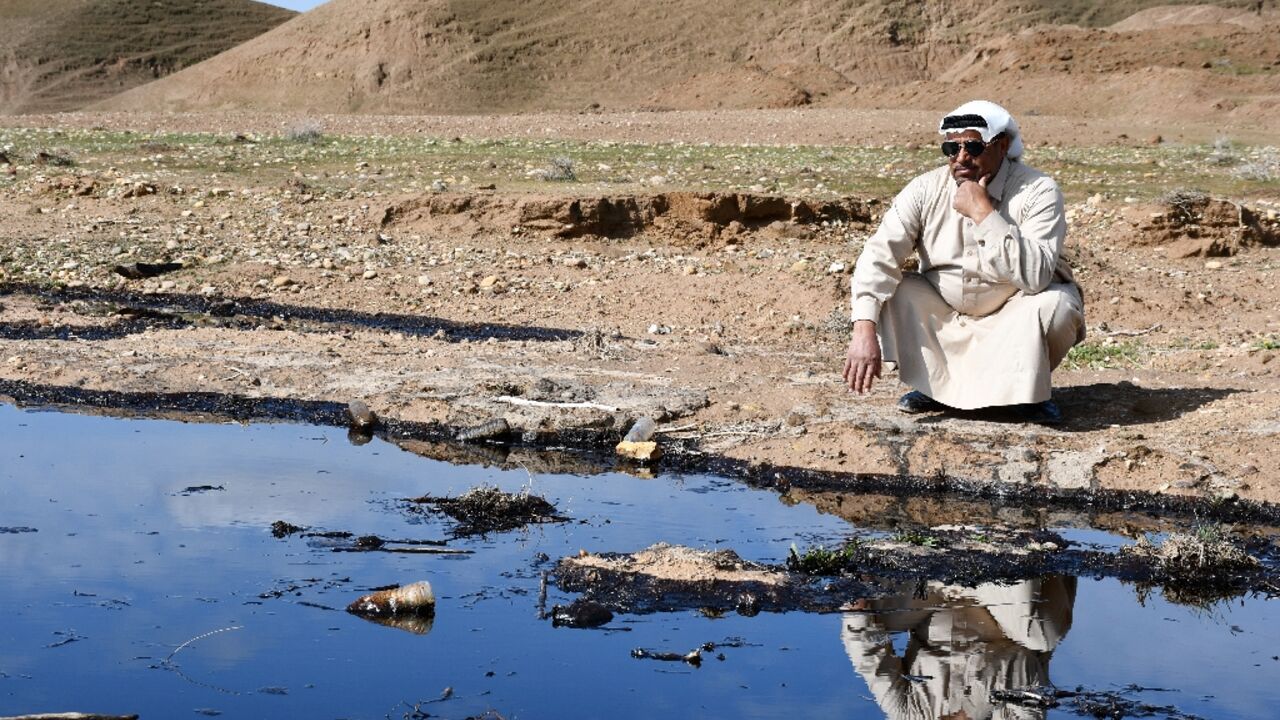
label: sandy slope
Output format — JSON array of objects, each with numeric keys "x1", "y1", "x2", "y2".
[
  {"x1": 0, "y1": 0, "x2": 294, "y2": 115},
  {"x1": 93, "y1": 1, "x2": 1280, "y2": 135}
]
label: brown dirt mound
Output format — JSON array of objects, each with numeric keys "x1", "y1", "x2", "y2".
[
  {"x1": 0, "y1": 0, "x2": 294, "y2": 115},
  {"x1": 1108, "y1": 193, "x2": 1280, "y2": 257}
]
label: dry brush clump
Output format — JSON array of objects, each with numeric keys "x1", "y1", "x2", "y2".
[
  {"x1": 1129, "y1": 526, "x2": 1258, "y2": 573},
  {"x1": 1123, "y1": 525, "x2": 1261, "y2": 607}
]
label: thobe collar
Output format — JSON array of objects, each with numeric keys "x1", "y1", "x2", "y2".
[{"x1": 985, "y1": 159, "x2": 1013, "y2": 203}]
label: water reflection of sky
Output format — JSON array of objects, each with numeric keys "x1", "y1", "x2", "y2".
[{"x1": 0, "y1": 404, "x2": 1277, "y2": 719}]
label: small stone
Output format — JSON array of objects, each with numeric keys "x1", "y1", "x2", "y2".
[
  {"x1": 682, "y1": 265, "x2": 697, "y2": 276},
  {"x1": 478, "y1": 275, "x2": 499, "y2": 289},
  {"x1": 272, "y1": 275, "x2": 295, "y2": 288},
  {"x1": 417, "y1": 274, "x2": 433, "y2": 285},
  {"x1": 362, "y1": 270, "x2": 378, "y2": 280},
  {"x1": 790, "y1": 260, "x2": 809, "y2": 272},
  {"x1": 827, "y1": 261, "x2": 847, "y2": 274},
  {"x1": 564, "y1": 257, "x2": 587, "y2": 268},
  {"x1": 1204, "y1": 260, "x2": 1223, "y2": 270}
]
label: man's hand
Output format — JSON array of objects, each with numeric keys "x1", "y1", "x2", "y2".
[
  {"x1": 843, "y1": 320, "x2": 882, "y2": 394},
  {"x1": 952, "y1": 174, "x2": 994, "y2": 224}
]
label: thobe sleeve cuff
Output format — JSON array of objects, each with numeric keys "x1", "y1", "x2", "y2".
[
  {"x1": 975, "y1": 210, "x2": 1013, "y2": 244},
  {"x1": 851, "y1": 296, "x2": 881, "y2": 324}
]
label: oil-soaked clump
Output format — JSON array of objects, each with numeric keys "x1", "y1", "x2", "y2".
[
  {"x1": 995, "y1": 684, "x2": 1206, "y2": 720},
  {"x1": 409, "y1": 485, "x2": 566, "y2": 535}
]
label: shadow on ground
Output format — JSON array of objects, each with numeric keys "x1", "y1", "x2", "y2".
[
  {"x1": 1054, "y1": 381, "x2": 1242, "y2": 431},
  {"x1": 912, "y1": 381, "x2": 1241, "y2": 432},
  {"x1": 0, "y1": 282, "x2": 583, "y2": 343}
]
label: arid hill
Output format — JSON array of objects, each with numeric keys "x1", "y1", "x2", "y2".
[
  {"x1": 95, "y1": 0, "x2": 1279, "y2": 131},
  {"x1": 0, "y1": 0, "x2": 294, "y2": 115}
]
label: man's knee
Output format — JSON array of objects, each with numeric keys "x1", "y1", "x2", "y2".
[{"x1": 1035, "y1": 285, "x2": 1085, "y2": 366}]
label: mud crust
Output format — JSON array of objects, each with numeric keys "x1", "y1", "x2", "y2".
[{"x1": 554, "y1": 538, "x2": 1280, "y2": 617}]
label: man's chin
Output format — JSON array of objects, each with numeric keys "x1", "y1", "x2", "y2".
[{"x1": 952, "y1": 169, "x2": 977, "y2": 183}]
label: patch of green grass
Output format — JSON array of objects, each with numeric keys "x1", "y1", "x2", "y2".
[
  {"x1": 892, "y1": 528, "x2": 940, "y2": 548},
  {"x1": 1253, "y1": 336, "x2": 1280, "y2": 351},
  {"x1": 1063, "y1": 340, "x2": 1143, "y2": 370},
  {"x1": 786, "y1": 542, "x2": 859, "y2": 576}
]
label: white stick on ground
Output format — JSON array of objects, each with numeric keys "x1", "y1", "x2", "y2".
[{"x1": 493, "y1": 395, "x2": 619, "y2": 412}]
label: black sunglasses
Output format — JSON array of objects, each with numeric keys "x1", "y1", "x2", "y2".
[{"x1": 941, "y1": 139, "x2": 993, "y2": 158}]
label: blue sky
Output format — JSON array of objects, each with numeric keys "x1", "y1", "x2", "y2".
[{"x1": 260, "y1": 0, "x2": 328, "y2": 11}]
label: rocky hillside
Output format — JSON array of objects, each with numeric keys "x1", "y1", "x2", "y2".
[{"x1": 0, "y1": 0, "x2": 294, "y2": 115}]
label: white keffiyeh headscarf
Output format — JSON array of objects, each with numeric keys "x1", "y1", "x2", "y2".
[{"x1": 938, "y1": 100, "x2": 1025, "y2": 160}]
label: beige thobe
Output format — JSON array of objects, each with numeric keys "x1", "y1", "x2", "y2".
[{"x1": 851, "y1": 161, "x2": 1085, "y2": 409}]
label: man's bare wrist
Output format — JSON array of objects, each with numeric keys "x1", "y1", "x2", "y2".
[{"x1": 852, "y1": 319, "x2": 877, "y2": 335}]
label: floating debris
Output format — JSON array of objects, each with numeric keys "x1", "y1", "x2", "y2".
[
  {"x1": 409, "y1": 486, "x2": 564, "y2": 535},
  {"x1": 631, "y1": 646, "x2": 704, "y2": 666},
  {"x1": 176, "y1": 485, "x2": 225, "y2": 496},
  {"x1": 270, "y1": 520, "x2": 306, "y2": 538},
  {"x1": 347, "y1": 580, "x2": 436, "y2": 616},
  {"x1": 347, "y1": 581, "x2": 436, "y2": 634},
  {"x1": 994, "y1": 684, "x2": 1208, "y2": 720},
  {"x1": 551, "y1": 599, "x2": 613, "y2": 628}
]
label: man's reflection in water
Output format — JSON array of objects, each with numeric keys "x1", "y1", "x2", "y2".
[{"x1": 842, "y1": 576, "x2": 1077, "y2": 720}]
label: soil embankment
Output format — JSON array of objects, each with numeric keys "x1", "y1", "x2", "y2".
[{"x1": 0, "y1": 110, "x2": 1277, "y2": 506}]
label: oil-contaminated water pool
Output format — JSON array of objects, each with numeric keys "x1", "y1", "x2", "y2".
[{"x1": 1, "y1": 404, "x2": 1278, "y2": 719}]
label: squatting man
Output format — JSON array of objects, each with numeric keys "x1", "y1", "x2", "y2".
[{"x1": 842, "y1": 100, "x2": 1084, "y2": 425}]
